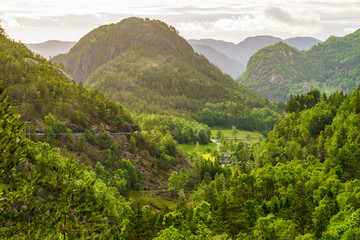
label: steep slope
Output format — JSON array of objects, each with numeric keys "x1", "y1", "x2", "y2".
[
  {"x1": 0, "y1": 26, "x2": 190, "y2": 192},
  {"x1": 0, "y1": 29, "x2": 133, "y2": 132},
  {"x1": 53, "y1": 17, "x2": 278, "y2": 132},
  {"x1": 52, "y1": 18, "x2": 193, "y2": 83},
  {"x1": 26, "y1": 40, "x2": 76, "y2": 59},
  {"x1": 240, "y1": 29, "x2": 360, "y2": 102},
  {"x1": 239, "y1": 42, "x2": 313, "y2": 102},
  {"x1": 305, "y1": 29, "x2": 360, "y2": 92},
  {"x1": 172, "y1": 43, "x2": 245, "y2": 79}
]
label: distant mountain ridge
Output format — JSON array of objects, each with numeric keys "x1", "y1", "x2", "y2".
[
  {"x1": 239, "y1": 29, "x2": 360, "y2": 102},
  {"x1": 191, "y1": 44, "x2": 245, "y2": 79},
  {"x1": 26, "y1": 40, "x2": 76, "y2": 59},
  {"x1": 188, "y1": 36, "x2": 321, "y2": 78}
]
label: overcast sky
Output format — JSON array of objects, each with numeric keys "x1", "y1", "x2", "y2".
[{"x1": 0, "y1": 0, "x2": 359, "y2": 43}]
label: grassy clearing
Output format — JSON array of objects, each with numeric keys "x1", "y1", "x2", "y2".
[
  {"x1": 178, "y1": 142, "x2": 218, "y2": 161},
  {"x1": 179, "y1": 142, "x2": 218, "y2": 153},
  {"x1": 309, "y1": 81, "x2": 339, "y2": 95},
  {"x1": 210, "y1": 127, "x2": 264, "y2": 143},
  {"x1": 126, "y1": 190, "x2": 177, "y2": 211}
]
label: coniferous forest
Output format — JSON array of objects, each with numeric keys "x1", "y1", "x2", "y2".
[{"x1": 1, "y1": 16, "x2": 360, "y2": 240}]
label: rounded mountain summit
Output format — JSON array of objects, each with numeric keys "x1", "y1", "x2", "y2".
[{"x1": 52, "y1": 17, "x2": 273, "y2": 119}]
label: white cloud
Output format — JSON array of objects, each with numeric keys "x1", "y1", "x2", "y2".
[
  {"x1": 264, "y1": 7, "x2": 323, "y2": 34},
  {"x1": 344, "y1": 27, "x2": 357, "y2": 34},
  {"x1": 0, "y1": 1, "x2": 358, "y2": 43},
  {"x1": 178, "y1": 22, "x2": 215, "y2": 34},
  {"x1": 0, "y1": 13, "x2": 21, "y2": 28}
]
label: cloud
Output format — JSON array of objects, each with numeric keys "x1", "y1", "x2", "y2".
[
  {"x1": 344, "y1": 27, "x2": 357, "y2": 34},
  {"x1": 0, "y1": 13, "x2": 21, "y2": 28},
  {"x1": 178, "y1": 22, "x2": 215, "y2": 34},
  {"x1": 264, "y1": 6, "x2": 323, "y2": 34}
]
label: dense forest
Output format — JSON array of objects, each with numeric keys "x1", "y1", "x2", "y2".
[
  {"x1": 52, "y1": 17, "x2": 282, "y2": 133},
  {"x1": 2, "y1": 19, "x2": 360, "y2": 239},
  {"x1": 239, "y1": 28, "x2": 360, "y2": 102}
]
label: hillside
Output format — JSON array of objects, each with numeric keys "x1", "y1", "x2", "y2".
[
  {"x1": 26, "y1": 40, "x2": 76, "y2": 59},
  {"x1": 0, "y1": 29, "x2": 133, "y2": 132},
  {"x1": 306, "y1": 29, "x2": 360, "y2": 92},
  {"x1": 4, "y1": 20, "x2": 360, "y2": 239},
  {"x1": 239, "y1": 29, "x2": 360, "y2": 102},
  {"x1": 191, "y1": 44, "x2": 245, "y2": 79},
  {"x1": 239, "y1": 42, "x2": 313, "y2": 102},
  {"x1": 0, "y1": 26, "x2": 191, "y2": 193},
  {"x1": 53, "y1": 17, "x2": 279, "y2": 132}
]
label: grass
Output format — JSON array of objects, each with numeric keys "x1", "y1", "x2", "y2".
[
  {"x1": 309, "y1": 81, "x2": 339, "y2": 95},
  {"x1": 210, "y1": 127, "x2": 264, "y2": 143},
  {"x1": 179, "y1": 142, "x2": 217, "y2": 153},
  {"x1": 178, "y1": 142, "x2": 218, "y2": 161},
  {"x1": 126, "y1": 190, "x2": 177, "y2": 211},
  {"x1": 178, "y1": 128, "x2": 264, "y2": 161}
]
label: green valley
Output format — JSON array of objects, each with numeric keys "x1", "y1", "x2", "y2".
[{"x1": 2, "y1": 14, "x2": 360, "y2": 240}]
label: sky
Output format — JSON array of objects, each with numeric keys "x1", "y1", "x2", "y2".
[{"x1": 0, "y1": 0, "x2": 359, "y2": 43}]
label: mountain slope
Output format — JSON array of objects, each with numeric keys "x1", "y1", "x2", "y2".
[
  {"x1": 240, "y1": 29, "x2": 360, "y2": 102},
  {"x1": 53, "y1": 17, "x2": 278, "y2": 132},
  {"x1": 191, "y1": 44, "x2": 245, "y2": 78},
  {"x1": 26, "y1": 40, "x2": 76, "y2": 59},
  {"x1": 0, "y1": 26, "x2": 190, "y2": 192},
  {"x1": 239, "y1": 42, "x2": 313, "y2": 102},
  {"x1": 0, "y1": 29, "x2": 133, "y2": 132}
]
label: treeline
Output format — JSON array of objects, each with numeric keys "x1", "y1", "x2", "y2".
[{"x1": 194, "y1": 101, "x2": 282, "y2": 133}]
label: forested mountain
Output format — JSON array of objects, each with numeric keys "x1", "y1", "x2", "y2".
[
  {"x1": 3, "y1": 20, "x2": 360, "y2": 239},
  {"x1": 0, "y1": 25, "x2": 192, "y2": 202},
  {"x1": 0, "y1": 28, "x2": 133, "y2": 132},
  {"x1": 188, "y1": 36, "x2": 320, "y2": 67},
  {"x1": 240, "y1": 42, "x2": 312, "y2": 102},
  {"x1": 191, "y1": 44, "x2": 245, "y2": 79},
  {"x1": 26, "y1": 40, "x2": 76, "y2": 59},
  {"x1": 52, "y1": 17, "x2": 280, "y2": 132},
  {"x1": 239, "y1": 29, "x2": 360, "y2": 102}
]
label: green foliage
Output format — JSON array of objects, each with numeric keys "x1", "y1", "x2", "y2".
[
  {"x1": 0, "y1": 29, "x2": 133, "y2": 132},
  {"x1": 240, "y1": 29, "x2": 360, "y2": 102},
  {"x1": 0, "y1": 88, "x2": 132, "y2": 238},
  {"x1": 54, "y1": 17, "x2": 279, "y2": 131}
]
